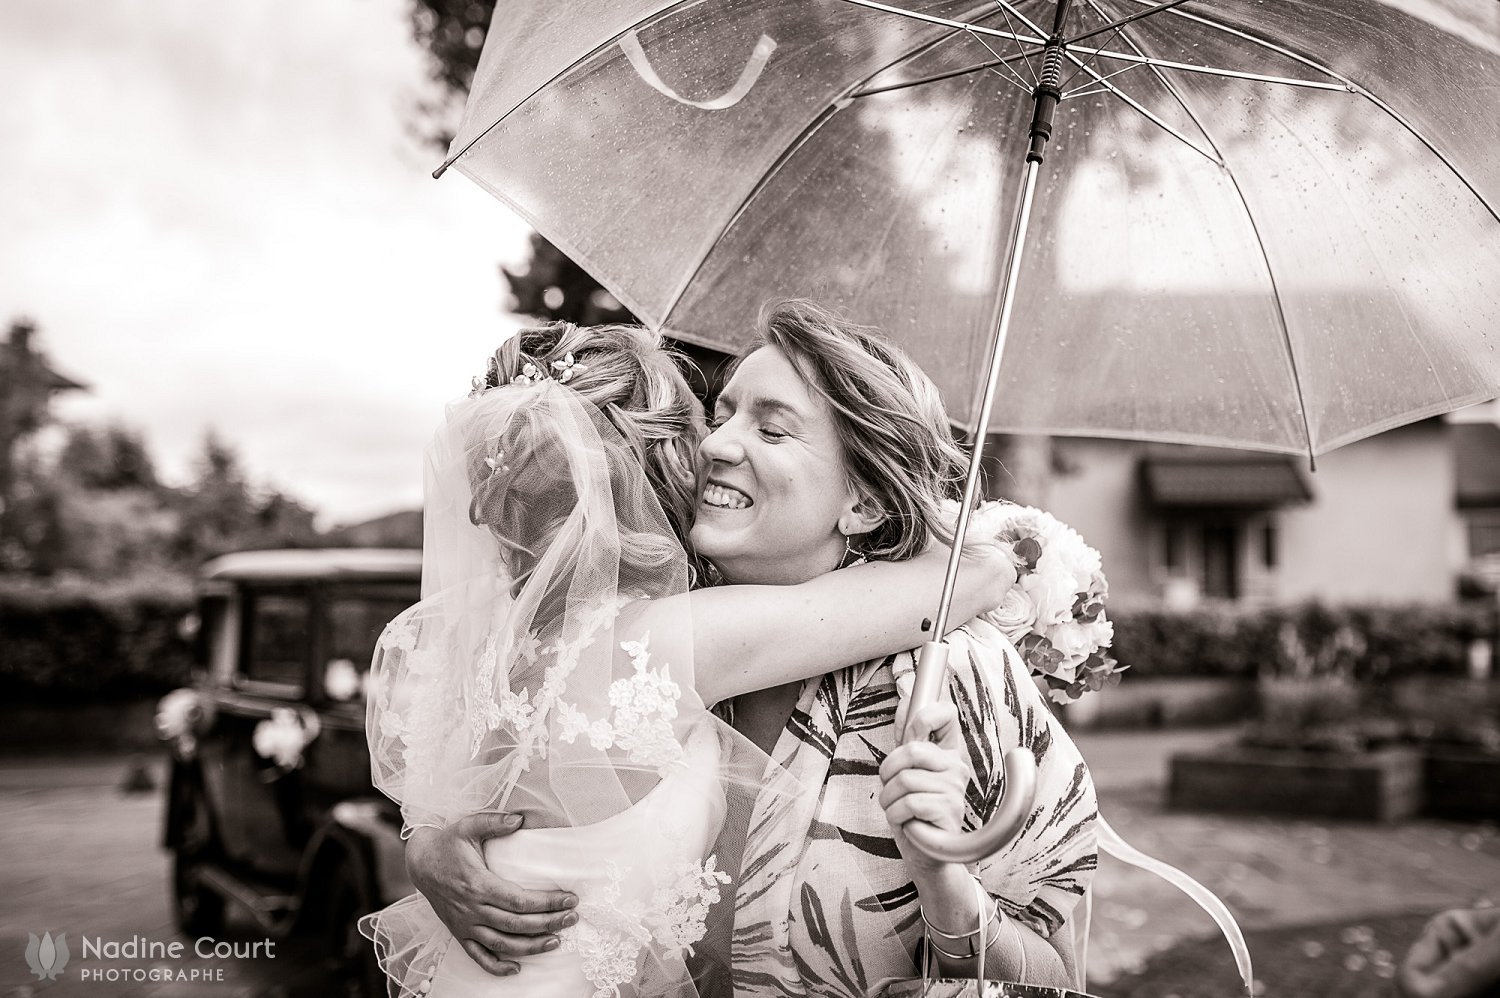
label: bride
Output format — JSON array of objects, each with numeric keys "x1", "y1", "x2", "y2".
[{"x1": 359, "y1": 320, "x2": 1014, "y2": 998}]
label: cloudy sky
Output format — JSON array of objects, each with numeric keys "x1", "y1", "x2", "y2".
[{"x1": 2, "y1": 0, "x2": 532, "y2": 525}]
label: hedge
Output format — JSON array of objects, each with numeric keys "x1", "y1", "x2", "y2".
[
  {"x1": 2, "y1": 573, "x2": 1494, "y2": 700},
  {"x1": 0, "y1": 572, "x2": 195, "y2": 702},
  {"x1": 1111, "y1": 601, "x2": 1496, "y2": 682}
]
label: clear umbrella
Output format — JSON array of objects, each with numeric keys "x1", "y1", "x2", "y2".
[
  {"x1": 435, "y1": 0, "x2": 1500, "y2": 894},
  {"x1": 440, "y1": 0, "x2": 1500, "y2": 455}
]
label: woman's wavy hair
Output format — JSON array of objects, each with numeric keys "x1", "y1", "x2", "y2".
[
  {"x1": 469, "y1": 321, "x2": 708, "y2": 593},
  {"x1": 745, "y1": 299, "x2": 968, "y2": 563}
]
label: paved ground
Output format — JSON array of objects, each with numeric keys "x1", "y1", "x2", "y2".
[
  {"x1": 1077, "y1": 728, "x2": 1500, "y2": 996},
  {"x1": 4, "y1": 729, "x2": 1500, "y2": 997}
]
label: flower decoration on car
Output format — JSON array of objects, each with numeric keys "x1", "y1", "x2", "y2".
[
  {"x1": 252, "y1": 706, "x2": 322, "y2": 776},
  {"x1": 323, "y1": 658, "x2": 363, "y2": 702},
  {"x1": 154, "y1": 688, "x2": 217, "y2": 760}
]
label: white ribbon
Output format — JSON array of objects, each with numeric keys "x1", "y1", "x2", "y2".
[
  {"x1": 619, "y1": 31, "x2": 777, "y2": 110},
  {"x1": 1097, "y1": 816, "x2": 1255, "y2": 995}
]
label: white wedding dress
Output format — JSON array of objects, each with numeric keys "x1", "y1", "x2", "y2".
[{"x1": 419, "y1": 722, "x2": 726, "y2": 997}]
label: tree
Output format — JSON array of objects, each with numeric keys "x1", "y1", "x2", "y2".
[
  {"x1": 56, "y1": 424, "x2": 158, "y2": 492},
  {"x1": 0, "y1": 319, "x2": 86, "y2": 573},
  {"x1": 503, "y1": 233, "x2": 635, "y2": 326},
  {"x1": 402, "y1": 1, "x2": 741, "y2": 397},
  {"x1": 406, "y1": 2, "x2": 635, "y2": 328},
  {"x1": 171, "y1": 433, "x2": 322, "y2": 564}
]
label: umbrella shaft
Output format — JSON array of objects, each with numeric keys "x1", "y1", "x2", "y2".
[
  {"x1": 930, "y1": 157, "x2": 1043, "y2": 638},
  {"x1": 1028, "y1": 1, "x2": 1074, "y2": 163}
]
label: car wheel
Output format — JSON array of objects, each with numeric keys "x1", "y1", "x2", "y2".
[
  {"x1": 170, "y1": 783, "x2": 226, "y2": 937},
  {"x1": 324, "y1": 860, "x2": 387, "y2": 998}
]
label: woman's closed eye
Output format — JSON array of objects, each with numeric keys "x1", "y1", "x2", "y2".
[{"x1": 759, "y1": 426, "x2": 789, "y2": 441}]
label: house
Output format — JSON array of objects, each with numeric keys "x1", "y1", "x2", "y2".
[
  {"x1": 1027, "y1": 416, "x2": 1474, "y2": 607},
  {"x1": 1456, "y1": 420, "x2": 1500, "y2": 561}
]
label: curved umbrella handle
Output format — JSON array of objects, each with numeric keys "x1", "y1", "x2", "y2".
[{"x1": 901, "y1": 641, "x2": 1038, "y2": 865}]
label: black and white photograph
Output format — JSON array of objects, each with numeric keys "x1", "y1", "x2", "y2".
[{"x1": 5, "y1": 2, "x2": 1500, "y2": 997}]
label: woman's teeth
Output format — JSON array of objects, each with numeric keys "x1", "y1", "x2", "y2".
[{"x1": 703, "y1": 483, "x2": 752, "y2": 509}]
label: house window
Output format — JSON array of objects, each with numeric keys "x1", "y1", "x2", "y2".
[
  {"x1": 1262, "y1": 522, "x2": 1278, "y2": 569},
  {"x1": 1468, "y1": 511, "x2": 1500, "y2": 558}
]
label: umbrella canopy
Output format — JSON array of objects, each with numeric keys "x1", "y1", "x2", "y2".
[{"x1": 440, "y1": 0, "x2": 1500, "y2": 457}]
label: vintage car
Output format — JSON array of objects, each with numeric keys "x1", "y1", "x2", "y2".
[{"x1": 158, "y1": 548, "x2": 422, "y2": 996}]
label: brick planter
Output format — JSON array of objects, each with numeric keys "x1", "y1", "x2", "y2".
[
  {"x1": 1424, "y1": 749, "x2": 1500, "y2": 820},
  {"x1": 1169, "y1": 746, "x2": 1423, "y2": 821}
]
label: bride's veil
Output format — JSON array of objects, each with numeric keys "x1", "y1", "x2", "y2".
[
  {"x1": 372, "y1": 376, "x2": 701, "y2": 830},
  {"x1": 360, "y1": 375, "x2": 810, "y2": 996}
]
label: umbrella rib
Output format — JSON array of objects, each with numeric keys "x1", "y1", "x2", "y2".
[
  {"x1": 967, "y1": 19, "x2": 1043, "y2": 91},
  {"x1": 1063, "y1": 43, "x2": 1347, "y2": 91},
  {"x1": 1060, "y1": 59, "x2": 1210, "y2": 159},
  {"x1": 658, "y1": 4, "x2": 1023, "y2": 327},
  {"x1": 1086, "y1": 0, "x2": 1318, "y2": 464},
  {"x1": 832, "y1": 0, "x2": 1044, "y2": 46},
  {"x1": 852, "y1": 53, "x2": 1035, "y2": 98},
  {"x1": 993, "y1": 2, "x2": 1040, "y2": 86},
  {"x1": 1123, "y1": 0, "x2": 1500, "y2": 227},
  {"x1": 433, "y1": 0, "x2": 710, "y2": 178},
  {"x1": 1061, "y1": 63, "x2": 1143, "y2": 98},
  {"x1": 1065, "y1": 0, "x2": 1196, "y2": 45}
]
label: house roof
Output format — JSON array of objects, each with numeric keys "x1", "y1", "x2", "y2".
[
  {"x1": 1141, "y1": 455, "x2": 1312, "y2": 508},
  {"x1": 1457, "y1": 422, "x2": 1500, "y2": 508}
]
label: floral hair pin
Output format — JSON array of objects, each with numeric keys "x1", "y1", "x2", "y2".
[
  {"x1": 551, "y1": 353, "x2": 586, "y2": 384},
  {"x1": 472, "y1": 351, "x2": 587, "y2": 393},
  {"x1": 511, "y1": 362, "x2": 546, "y2": 386},
  {"x1": 510, "y1": 353, "x2": 586, "y2": 386},
  {"x1": 469, "y1": 355, "x2": 502, "y2": 397}
]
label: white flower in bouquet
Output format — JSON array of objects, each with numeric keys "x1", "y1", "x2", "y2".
[
  {"x1": 980, "y1": 502, "x2": 1123, "y2": 704},
  {"x1": 991, "y1": 587, "x2": 1039, "y2": 643},
  {"x1": 1021, "y1": 569, "x2": 1079, "y2": 629},
  {"x1": 1048, "y1": 620, "x2": 1095, "y2": 662}
]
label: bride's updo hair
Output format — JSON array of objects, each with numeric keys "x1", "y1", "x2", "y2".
[
  {"x1": 466, "y1": 322, "x2": 706, "y2": 603},
  {"x1": 491, "y1": 322, "x2": 704, "y2": 542}
]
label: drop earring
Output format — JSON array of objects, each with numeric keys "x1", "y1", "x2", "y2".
[{"x1": 838, "y1": 533, "x2": 866, "y2": 570}]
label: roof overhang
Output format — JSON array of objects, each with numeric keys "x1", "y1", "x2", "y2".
[
  {"x1": 200, "y1": 548, "x2": 422, "y2": 583},
  {"x1": 1141, "y1": 456, "x2": 1312, "y2": 509}
]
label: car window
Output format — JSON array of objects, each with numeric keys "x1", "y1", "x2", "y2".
[
  {"x1": 242, "y1": 592, "x2": 311, "y2": 690},
  {"x1": 324, "y1": 586, "x2": 419, "y2": 700}
]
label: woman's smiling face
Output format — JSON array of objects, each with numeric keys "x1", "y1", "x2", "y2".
[{"x1": 690, "y1": 346, "x2": 866, "y2": 586}]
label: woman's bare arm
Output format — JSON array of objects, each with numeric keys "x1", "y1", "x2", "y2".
[{"x1": 684, "y1": 544, "x2": 1015, "y2": 705}]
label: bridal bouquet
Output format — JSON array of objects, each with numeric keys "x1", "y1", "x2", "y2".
[{"x1": 973, "y1": 502, "x2": 1121, "y2": 704}]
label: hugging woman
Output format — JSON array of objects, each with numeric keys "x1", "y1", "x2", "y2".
[{"x1": 371, "y1": 301, "x2": 1097, "y2": 997}]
